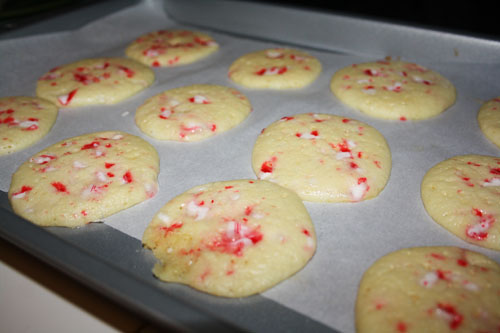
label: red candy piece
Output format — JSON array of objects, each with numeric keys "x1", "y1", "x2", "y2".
[
  {"x1": 160, "y1": 222, "x2": 183, "y2": 236},
  {"x1": 81, "y1": 141, "x2": 100, "y2": 150},
  {"x1": 58, "y1": 89, "x2": 78, "y2": 106},
  {"x1": 122, "y1": 171, "x2": 133, "y2": 184},
  {"x1": 436, "y1": 303, "x2": 463, "y2": 330},
  {"x1": 396, "y1": 321, "x2": 408, "y2": 333},
  {"x1": 12, "y1": 185, "x2": 33, "y2": 198},
  {"x1": 260, "y1": 157, "x2": 276, "y2": 173},
  {"x1": 207, "y1": 223, "x2": 263, "y2": 257},
  {"x1": 51, "y1": 181, "x2": 68, "y2": 193},
  {"x1": 118, "y1": 66, "x2": 135, "y2": 78}
]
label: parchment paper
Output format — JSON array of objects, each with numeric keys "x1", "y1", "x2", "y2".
[{"x1": 1, "y1": 1, "x2": 499, "y2": 332}]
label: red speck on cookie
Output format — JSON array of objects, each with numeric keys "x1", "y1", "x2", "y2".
[
  {"x1": 122, "y1": 171, "x2": 133, "y2": 184},
  {"x1": 51, "y1": 181, "x2": 68, "y2": 193}
]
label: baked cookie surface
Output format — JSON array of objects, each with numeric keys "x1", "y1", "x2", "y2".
[
  {"x1": 478, "y1": 97, "x2": 500, "y2": 149},
  {"x1": 0, "y1": 96, "x2": 58, "y2": 155},
  {"x1": 125, "y1": 30, "x2": 218, "y2": 67},
  {"x1": 421, "y1": 155, "x2": 500, "y2": 251},
  {"x1": 36, "y1": 58, "x2": 154, "y2": 107},
  {"x1": 356, "y1": 246, "x2": 500, "y2": 333},
  {"x1": 9, "y1": 131, "x2": 159, "y2": 227},
  {"x1": 330, "y1": 60, "x2": 456, "y2": 120},
  {"x1": 135, "y1": 84, "x2": 251, "y2": 142},
  {"x1": 252, "y1": 113, "x2": 391, "y2": 202},
  {"x1": 228, "y1": 48, "x2": 322, "y2": 89},
  {"x1": 142, "y1": 179, "x2": 316, "y2": 297}
]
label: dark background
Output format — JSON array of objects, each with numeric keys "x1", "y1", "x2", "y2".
[
  {"x1": 0, "y1": 0, "x2": 498, "y2": 41},
  {"x1": 269, "y1": 1, "x2": 499, "y2": 41}
]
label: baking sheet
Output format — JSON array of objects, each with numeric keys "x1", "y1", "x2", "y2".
[{"x1": 1, "y1": 0, "x2": 500, "y2": 332}]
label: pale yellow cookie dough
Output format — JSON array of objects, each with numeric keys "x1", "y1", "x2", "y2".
[
  {"x1": 36, "y1": 58, "x2": 154, "y2": 107},
  {"x1": 0, "y1": 96, "x2": 58, "y2": 155},
  {"x1": 135, "y1": 84, "x2": 251, "y2": 142},
  {"x1": 252, "y1": 113, "x2": 391, "y2": 202},
  {"x1": 478, "y1": 97, "x2": 500, "y2": 149},
  {"x1": 9, "y1": 131, "x2": 159, "y2": 227},
  {"x1": 421, "y1": 155, "x2": 500, "y2": 251},
  {"x1": 228, "y1": 48, "x2": 322, "y2": 89},
  {"x1": 125, "y1": 30, "x2": 218, "y2": 67},
  {"x1": 142, "y1": 179, "x2": 316, "y2": 297},
  {"x1": 356, "y1": 246, "x2": 500, "y2": 333},
  {"x1": 330, "y1": 60, "x2": 456, "y2": 120}
]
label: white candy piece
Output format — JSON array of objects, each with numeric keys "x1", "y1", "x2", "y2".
[
  {"x1": 186, "y1": 200, "x2": 209, "y2": 220},
  {"x1": 19, "y1": 120, "x2": 38, "y2": 128},
  {"x1": 157, "y1": 212, "x2": 171, "y2": 224},
  {"x1": 266, "y1": 50, "x2": 283, "y2": 58},
  {"x1": 420, "y1": 271, "x2": 438, "y2": 288},
  {"x1": 299, "y1": 132, "x2": 320, "y2": 139},
  {"x1": 351, "y1": 182, "x2": 368, "y2": 201},
  {"x1": 362, "y1": 87, "x2": 376, "y2": 95},
  {"x1": 73, "y1": 161, "x2": 87, "y2": 169},
  {"x1": 191, "y1": 95, "x2": 209, "y2": 104},
  {"x1": 483, "y1": 178, "x2": 500, "y2": 187}
]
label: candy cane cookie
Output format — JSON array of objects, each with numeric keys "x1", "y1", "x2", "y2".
[
  {"x1": 478, "y1": 97, "x2": 500, "y2": 149},
  {"x1": 356, "y1": 247, "x2": 500, "y2": 333},
  {"x1": 421, "y1": 155, "x2": 500, "y2": 251},
  {"x1": 252, "y1": 113, "x2": 391, "y2": 202},
  {"x1": 228, "y1": 48, "x2": 322, "y2": 89},
  {"x1": 142, "y1": 180, "x2": 316, "y2": 297},
  {"x1": 125, "y1": 30, "x2": 218, "y2": 67},
  {"x1": 9, "y1": 131, "x2": 159, "y2": 227},
  {"x1": 135, "y1": 84, "x2": 251, "y2": 142},
  {"x1": 0, "y1": 96, "x2": 58, "y2": 155},
  {"x1": 36, "y1": 58, "x2": 154, "y2": 107},
  {"x1": 330, "y1": 60, "x2": 456, "y2": 120}
]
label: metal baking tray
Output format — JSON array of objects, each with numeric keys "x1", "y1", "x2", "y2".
[{"x1": 1, "y1": 1, "x2": 499, "y2": 332}]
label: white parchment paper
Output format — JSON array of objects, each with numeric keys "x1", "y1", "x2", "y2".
[{"x1": 1, "y1": 1, "x2": 500, "y2": 332}]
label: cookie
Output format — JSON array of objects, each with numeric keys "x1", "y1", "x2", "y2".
[
  {"x1": 330, "y1": 60, "x2": 456, "y2": 120},
  {"x1": 0, "y1": 96, "x2": 58, "y2": 155},
  {"x1": 135, "y1": 84, "x2": 251, "y2": 142},
  {"x1": 125, "y1": 30, "x2": 218, "y2": 67},
  {"x1": 228, "y1": 48, "x2": 322, "y2": 89},
  {"x1": 421, "y1": 155, "x2": 500, "y2": 251},
  {"x1": 9, "y1": 131, "x2": 159, "y2": 227},
  {"x1": 36, "y1": 58, "x2": 154, "y2": 107},
  {"x1": 356, "y1": 246, "x2": 500, "y2": 333},
  {"x1": 142, "y1": 179, "x2": 316, "y2": 297},
  {"x1": 478, "y1": 97, "x2": 500, "y2": 149},
  {"x1": 251, "y1": 113, "x2": 391, "y2": 202}
]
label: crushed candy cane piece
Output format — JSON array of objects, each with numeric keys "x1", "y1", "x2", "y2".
[
  {"x1": 187, "y1": 200, "x2": 209, "y2": 220},
  {"x1": 298, "y1": 130, "x2": 320, "y2": 139},
  {"x1": 122, "y1": 171, "x2": 133, "y2": 184},
  {"x1": 189, "y1": 95, "x2": 210, "y2": 104},
  {"x1": 465, "y1": 208, "x2": 494, "y2": 241},
  {"x1": 351, "y1": 177, "x2": 369, "y2": 201},
  {"x1": 73, "y1": 161, "x2": 87, "y2": 169},
  {"x1": 435, "y1": 303, "x2": 463, "y2": 330},
  {"x1": 362, "y1": 86, "x2": 376, "y2": 95},
  {"x1": 57, "y1": 89, "x2": 78, "y2": 106},
  {"x1": 19, "y1": 119, "x2": 39, "y2": 129},
  {"x1": 420, "y1": 271, "x2": 439, "y2": 288},
  {"x1": 32, "y1": 154, "x2": 56, "y2": 165},
  {"x1": 255, "y1": 66, "x2": 287, "y2": 76},
  {"x1": 157, "y1": 213, "x2": 171, "y2": 224},
  {"x1": 12, "y1": 186, "x2": 33, "y2": 199},
  {"x1": 266, "y1": 50, "x2": 283, "y2": 58},
  {"x1": 482, "y1": 178, "x2": 500, "y2": 187}
]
